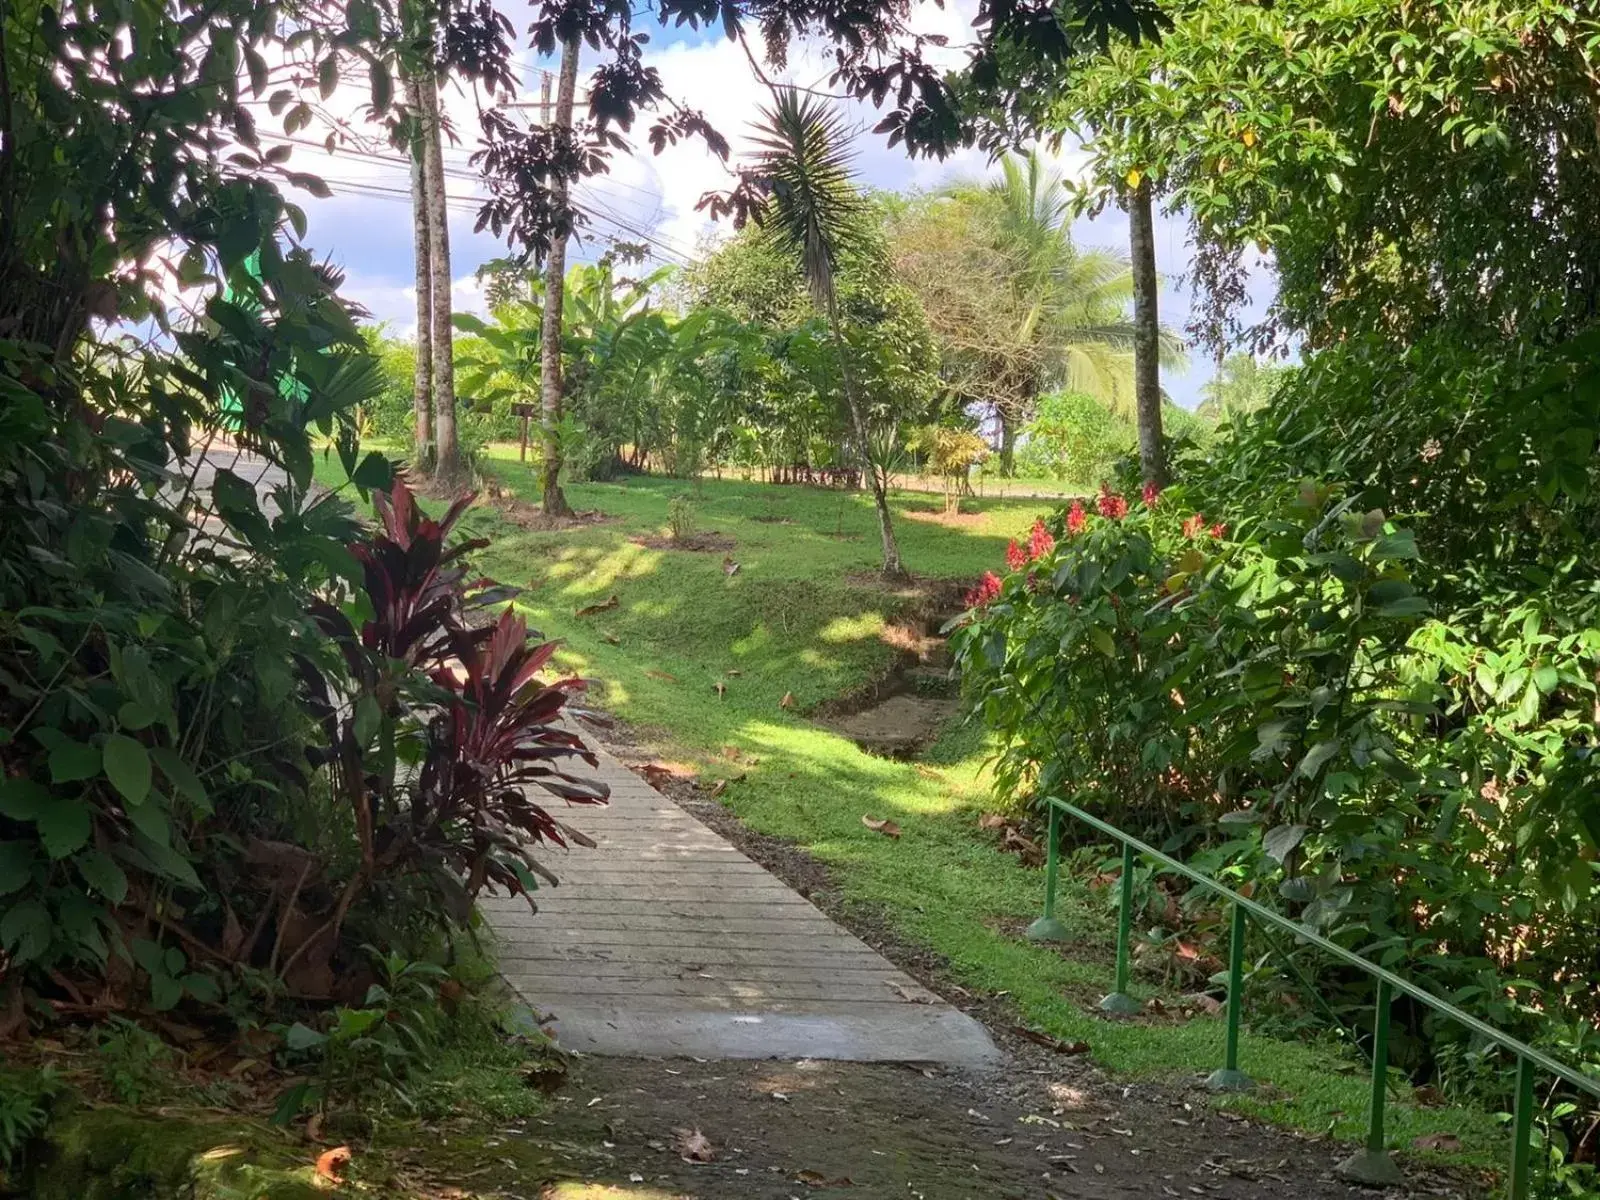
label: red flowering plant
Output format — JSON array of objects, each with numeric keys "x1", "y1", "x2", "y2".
[{"x1": 950, "y1": 476, "x2": 1440, "y2": 968}]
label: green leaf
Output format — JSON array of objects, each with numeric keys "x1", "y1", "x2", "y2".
[
  {"x1": 0, "y1": 899, "x2": 52, "y2": 962},
  {"x1": 370, "y1": 60, "x2": 393, "y2": 113},
  {"x1": 38, "y1": 798, "x2": 92, "y2": 859},
  {"x1": 125, "y1": 798, "x2": 171, "y2": 848},
  {"x1": 77, "y1": 849, "x2": 129, "y2": 905},
  {"x1": 318, "y1": 55, "x2": 339, "y2": 100},
  {"x1": 0, "y1": 842, "x2": 36, "y2": 896},
  {"x1": 0, "y1": 778, "x2": 48, "y2": 821},
  {"x1": 49, "y1": 740, "x2": 101, "y2": 783},
  {"x1": 351, "y1": 452, "x2": 395, "y2": 491},
  {"x1": 103, "y1": 734, "x2": 152, "y2": 805},
  {"x1": 132, "y1": 829, "x2": 202, "y2": 890},
  {"x1": 151, "y1": 747, "x2": 209, "y2": 812},
  {"x1": 183, "y1": 972, "x2": 221, "y2": 1004},
  {"x1": 353, "y1": 694, "x2": 382, "y2": 746},
  {"x1": 117, "y1": 701, "x2": 157, "y2": 731},
  {"x1": 1263, "y1": 823, "x2": 1307, "y2": 864},
  {"x1": 1297, "y1": 739, "x2": 1340, "y2": 778},
  {"x1": 150, "y1": 973, "x2": 182, "y2": 1011},
  {"x1": 284, "y1": 1022, "x2": 328, "y2": 1051},
  {"x1": 1090, "y1": 628, "x2": 1116, "y2": 658},
  {"x1": 1371, "y1": 530, "x2": 1419, "y2": 561}
]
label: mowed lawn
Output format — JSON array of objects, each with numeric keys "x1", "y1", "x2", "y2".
[{"x1": 315, "y1": 444, "x2": 1503, "y2": 1168}]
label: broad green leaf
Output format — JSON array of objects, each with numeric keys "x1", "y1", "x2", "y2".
[
  {"x1": 38, "y1": 798, "x2": 92, "y2": 859},
  {"x1": 0, "y1": 778, "x2": 47, "y2": 821},
  {"x1": 77, "y1": 849, "x2": 129, "y2": 904},
  {"x1": 49, "y1": 740, "x2": 101, "y2": 783},
  {"x1": 353, "y1": 694, "x2": 382, "y2": 746},
  {"x1": 0, "y1": 842, "x2": 35, "y2": 896},
  {"x1": 1297, "y1": 739, "x2": 1340, "y2": 778},
  {"x1": 0, "y1": 899, "x2": 52, "y2": 961},
  {"x1": 103, "y1": 734, "x2": 152, "y2": 805},
  {"x1": 284, "y1": 1021, "x2": 328, "y2": 1051},
  {"x1": 150, "y1": 973, "x2": 183, "y2": 1011},
  {"x1": 1263, "y1": 823, "x2": 1307, "y2": 864},
  {"x1": 151, "y1": 747, "x2": 208, "y2": 811}
]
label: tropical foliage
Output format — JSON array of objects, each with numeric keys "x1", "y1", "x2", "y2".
[{"x1": 887, "y1": 153, "x2": 1184, "y2": 471}]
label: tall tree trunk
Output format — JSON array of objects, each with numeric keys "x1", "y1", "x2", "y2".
[
  {"x1": 1129, "y1": 177, "x2": 1166, "y2": 488},
  {"x1": 827, "y1": 297, "x2": 904, "y2": 577},
  {"x1": 419, "y1": 73, "x2": 462, "y2": 488},
  {"x1": 997, "y1": 404, "x2": 1019, "y2": 477},
  {"x1": 537, "y1": 35, "x2": 580, "y2": 518},
  {"x1": 403, "y1": 73, "x2": 435, "y2": 471}
]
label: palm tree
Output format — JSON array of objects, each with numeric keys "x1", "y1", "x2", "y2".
[
  {"x1": 748, "y1": 88, "x2": 906, "y2": 577},
  {"x1": 888, "y1": 152, "x2": 1184, "y2": 474}
]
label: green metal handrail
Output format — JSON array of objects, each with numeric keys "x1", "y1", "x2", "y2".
[{"x1": 1028, "y1": 797, "x2": 1600, "y2": 1198}]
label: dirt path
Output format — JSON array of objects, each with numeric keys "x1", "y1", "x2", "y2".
[{"x1": 508, "y1": 1050, "x2": 1466, "y2": 1199}]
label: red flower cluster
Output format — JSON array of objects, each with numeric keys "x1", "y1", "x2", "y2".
[
  {"x1": 1066, "y1": 500, "x2": 1087, "y2": 535},
  {"x1": 966, "y1": 570, "x2": 1003, "y2": 608},
  {"x1": 1142, "y1": 481, "x2": 1161, "y2": 507},
  {"x1": 1027, "y1": 518, "x2": 1055, "y2": 561},
  {"x1": 1182, "y1": 512, "x2": 1205, "y2": 538},
  {"x1": 1005, "y1": 539, "x2": 1027, "y2": 571},
  {"x1": 1097, "y1": 484, "x2": 1128, "y2": 519},
  {"x1": 1210, "y1": 522, "x2": 1227, "y2": 539}
]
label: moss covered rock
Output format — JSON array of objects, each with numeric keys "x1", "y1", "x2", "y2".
[{"x1": 26, "y1": 1105, "x2": 331, "y2": 1200}]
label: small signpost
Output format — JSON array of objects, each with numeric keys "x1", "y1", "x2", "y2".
[{"x1": 511, "y1": 403, "x2": 537, "y2": 462}]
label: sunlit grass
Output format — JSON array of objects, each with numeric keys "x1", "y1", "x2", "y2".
[{"x1": 314, "y1": 450, "x2": 1508, "y2": 1171}]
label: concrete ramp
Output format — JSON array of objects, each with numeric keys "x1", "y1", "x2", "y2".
[{"x1": 479, "y1": 740, "x2": 999, "y2": 1067}]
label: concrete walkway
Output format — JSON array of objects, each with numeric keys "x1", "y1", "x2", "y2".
[{"x1": 480, "y1": 738, "x2": 999, "y2": 1066}]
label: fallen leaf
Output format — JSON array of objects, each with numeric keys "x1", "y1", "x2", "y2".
[
  {"x1": 305, "y1": 1112, "x2": 324, "y2": 1144},
  {"x1": 708, "y1": 779, "x2": 728, "y2": 798},
  {"x1": 725, "y1": 669, "x2": 743, "y2": 677},
  {"x1": 314, "y1": 1146, "x2": 351, "y2": 1180},
  {"x1": 601, "y1": 633, "x2": 622, "y2": 645},
  {"x1": 978, "y1": 813, "x2": 1008, "y2": 830},
  {"x1": 862, "y1": 815, "x2": 902, "y2": 839},
  {"x1": 674, "y1": 1127, "x2": 715, "y2": 1163},
  {"x1": 1012, "y1": 1026, "x2": 1091, "y2": 1056},
  {"x1": 1412, "y1": 1085, "x2": 1446, "y2": 1108},
  {"x1": 1180, "y1": 993, "x2": 1224, "y2": 1016},
  {"x1": 714, "y1": 681, "x2": 727, "y2": 699},
  {"x1": 644, "y1": 668, "x2": 678, "y2": 683},
  {"x1": 575, "y1": 594, "x2": 619, "y2": 618},
  {"x1": 722, "y1": 557, "x2": 741, "y2": 576},
  {"x1": 797, "y1": 1168, "x2": 856, "y2": 1188},
  {"x1": 779, "y1": 691, "x2": 796, "y2": 709},
  {"x1": 1412, "y1": 1133, "x2": 1462, "y2": 1153}
]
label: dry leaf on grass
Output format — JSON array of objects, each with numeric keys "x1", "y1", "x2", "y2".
[
  {"x1": 796, "y1": 1167, "x2": 857, "y2": 1187},
  {"x1": 1012, "y1": 1026, "x2": 1091, "y2": 1056},
  {"x1": 714, "y1": 681, "x2": 726, "y2": 698},
  {"x1": 779, "y1": 691, "x2": 796, "y2": 709},
  {"x1": 708, "y1": 779, "x2": 728, "y2": 798},
  {"x1": 1412, "y1": 1133, "x2": 1463, "y2": 1153},
  {"x1": 862, "y1": 815, "x2": 902, "y2": 839},
  {"x1": 978, "y1": 813, "x2": 1008, "y2": 830},
  {"x1": 314, "y1": 1145, "x2": 351, "y2": 1180},
  {"x1": 575, "y1": 594, "x2": 619, "y2": 617},
  {"x1": 644, "y1": 668, "x2": 678, "y2": 683},
  {"x1": 673, "y1": 1127, "x2": 715, "y2": 1162},
  {"x1": 601, "y1": 633, "x2": 622, "y2": 645}
]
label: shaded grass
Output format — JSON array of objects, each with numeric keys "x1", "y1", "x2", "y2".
[{"x1": 316, "y1": 447, "x2": 1506, "y2": 1174}]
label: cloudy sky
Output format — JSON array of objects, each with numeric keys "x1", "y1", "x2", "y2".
[{"x1": 269, "y1": 3, "x2": 1266, "y2": 409}]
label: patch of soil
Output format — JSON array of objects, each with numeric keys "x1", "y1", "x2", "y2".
[
  {"x1": 580, "y1": 715, "x2": 1484, "y2": 1200},
  {"x1": 749, "y1": 514, "x2": 796, "y2": 525},
  {"x1": 819, "y1": 691, "x2": 960, "y2": 759},
  {"x1": 902, "y1": 505, "x2": 990, "y2": 528},
  {"x1": 512, "y1": 1051, "x2": 1469, "y2": 1200},
  {"x1": 630, "y1": 532, "x2": 736, "y2": 553},
  {"x1": 490, "y1": 495, "x2": 615, "y2": 532}
]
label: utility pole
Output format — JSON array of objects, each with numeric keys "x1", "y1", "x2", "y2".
[{"x1": 538, "y1": 42, "x2": 579, "y2": 517}]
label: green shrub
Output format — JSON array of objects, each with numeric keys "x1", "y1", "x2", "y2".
[
  {"x1": 953, "y1": 325, "x2": 1600, "y2": 1119},
  {"x1": 1016, "y1": 390, "x2": 1131, "y2": 484},
  {"x1": 667, "y1": 493, "x2": 696, "y2": 543}
]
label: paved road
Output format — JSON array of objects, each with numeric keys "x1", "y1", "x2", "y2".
[{"x1": 481, "y1": 737, "x2": 999, "y2": 1066}]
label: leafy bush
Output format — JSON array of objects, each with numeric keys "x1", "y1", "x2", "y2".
[
  {"x1": 954, "y1": 327, "x2": 1600, "y2": 1117},
  {"x1": 1016, "y1": 391, "x2": 1132, "y2": 485},
  {"x1": 0, "y1": 1068, "x2": 60, "y2": 1170},
  {"x1": 667, "y1": 494, "x2": 696, "y2": 543}
]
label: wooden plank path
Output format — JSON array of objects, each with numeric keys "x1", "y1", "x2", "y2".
[{"x1": 481, "y1": 739, "x2": 1000, "y2": 1065}]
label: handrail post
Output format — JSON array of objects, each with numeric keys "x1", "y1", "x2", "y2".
[
  {"x1": 1206, "y1": 899, "x2": 1254, "y2": 1092},
  {"x1": 1337, "y1": 979, "x2": 1404, "y2": 1186},
  {"x1": 1508, "y1": 1055, "x2": 1536, "y2": 1200},
  {"x1": 1026, "y1": 803, "x2": 1070, "y2": 942},
  {"x1": 1099, "y1": 840, "x2": 1142, "y2": 1015}
]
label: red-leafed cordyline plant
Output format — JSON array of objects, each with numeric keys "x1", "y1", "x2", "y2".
[{"x1": 286, "y1": 476, "x2": 606, "y2": 991}]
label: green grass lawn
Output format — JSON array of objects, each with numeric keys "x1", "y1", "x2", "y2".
[{"x1": 316, "y1": 444, "x2": 1506, "y2": 1175}]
